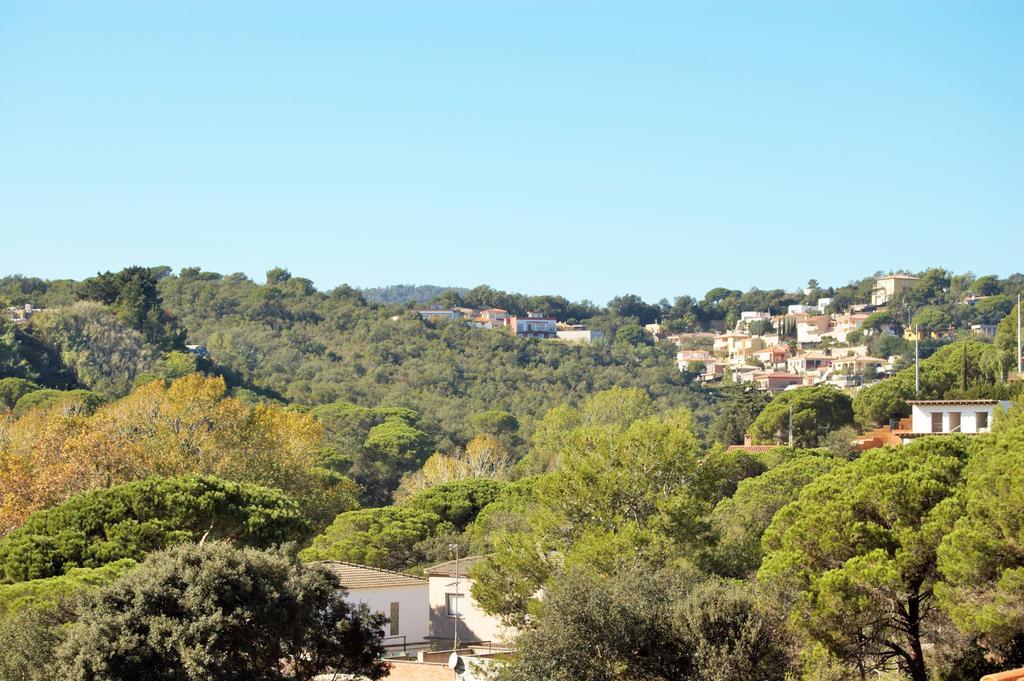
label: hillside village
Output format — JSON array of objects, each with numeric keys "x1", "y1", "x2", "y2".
[{"x1": 412, "y1": 273, "x2": 1018, "y2": 395}]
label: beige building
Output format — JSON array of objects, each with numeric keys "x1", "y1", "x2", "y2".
[
  {"x1": 871, "y1": 274, "x2": 919, "y2": 306},
  {"x1": 425, "y1": 556, "x2": 514, "y2": 647},
  {"x1": 831, "y1": 355, "x2": 886, "y2": 376}
]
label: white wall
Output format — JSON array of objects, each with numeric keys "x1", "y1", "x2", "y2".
[
  {"x1": 557, "y1": 329, "x2": 603, "y2": 342},
  {"x1": 345, "y1": 583, "x2": 431, "y2": 645},
  {"x1": 910, "y1": 404, "x2": 1001, "y2": 434},
  {"x1": 428, "y1": 576, "x2": 514, "y2": 645}
]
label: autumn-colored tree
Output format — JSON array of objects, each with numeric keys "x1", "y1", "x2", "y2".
[
  {"x1": 396, "y1": 434, "x2": 515, "y2": 500},
  {"x1": 0, "y1": 374, "x2": 358, "y2": 534}
]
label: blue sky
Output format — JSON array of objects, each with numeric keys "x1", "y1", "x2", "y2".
[{"x1": 2, "y1": 0, "x2": 1021, "y2": 303}]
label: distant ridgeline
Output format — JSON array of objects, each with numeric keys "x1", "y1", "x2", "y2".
[
  {"x1": 357, "y1": 284, "x2": 469, "y2": 305},
  {"x1": 1, "y1": 266, "x2": 1022, "y2": 457}
]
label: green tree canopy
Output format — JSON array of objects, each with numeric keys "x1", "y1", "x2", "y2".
[
  {"x1": 704, "y1": 453, "x2": 842, "y2": 578},
  {"x1": 748, "y1": 386, "x2": 853, "y2": 447},
  {"x1": 709, "y1": 384, "x2": 772, "y2": 446},
  {"x1": 12, "y1": 387, "x2": 106, "y2": 417},
  {"x1": 760, "y1": 437, "x2": 971, "y2": 681},
  {"x1": 300, "y1": 477, "x2": 504, "y2": 570},
  {"x1": 0, "y1": 476, "x2": 309, "y2": 583},
  {"x1": 56, "y1": 542, "x2": 388, "y2": 681},
  {"x1": 77, "y1": 266, "x2": 184, "y2": 351},
  {"x1": 472, "y1": 407, "x2": 711, "y2": 623},
  {"x1": 499, "y1": 565, "x2": 794, "y2": 681},
  {"x1": 862, "y1": 310, "x2": 896, "y2": 332},
  {"x1": 28, "y1": 302, "x2": 157, "y2": 397},
  {"x1": 468, "y1": 409, "x2": 519, "y2": 435},
  {"x1": 853, "y1": 376, "x2": 913, "y2": 427},
  {"x1": 299, "y1": 505, "x2": 441, "y2": 569},
  {"x1": 936, "y1": 410, "x2": 1024, "y2": 658},
  {"x1": 0, "y1": 377, "x2": 39, "y2": 410},
  {"x1": 912, "y1": 306, "x2": 954, "y2": 333},
  {"x1": 0, "y1": 559, "x2": 136, "y2": 618},
  {"x1": 403, "y1": 477, "x2": 505, "y2": 529}
]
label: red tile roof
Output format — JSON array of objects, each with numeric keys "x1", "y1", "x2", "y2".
[
  {"x1": 424, "y1": 556, "x2": 488, "y2": 578},
  {"x1": 314, "y1": 561, "x2": 427, "y2": 589}
]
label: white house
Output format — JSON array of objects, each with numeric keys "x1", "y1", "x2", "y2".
[
  {"x1": 316, "y1": 561, "x2": 431, "y2": 648},
  {"x1": 788, "y1": 304, "x2": 822, "y2": 315},
  {"x1": 904, "y1": 400, "x2": 1010, "y2": 438},
  {"x1": 557, "y1": 328, "x2": 605, "y2": 343},
  {"x1": 425, "y1": 556, "x2": 514, "y2": 646},
  {"x1": 677, "y1": 349, "x2": 716, "y2": 372},
  {"x1": 418, "y1": 308, "x2": 463, "y2": 322},
  {"x1": 796, "y1": 317, "x2": 832, "y2": 345}
]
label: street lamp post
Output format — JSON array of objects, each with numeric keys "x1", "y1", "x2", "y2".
[{"x1": 449, "y1": 543, "x2": 460, "y2": 653}]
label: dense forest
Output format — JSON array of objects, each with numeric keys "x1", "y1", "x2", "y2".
[{"x1": 2, "y1": 265, "x2": 1024, "y2": 680}]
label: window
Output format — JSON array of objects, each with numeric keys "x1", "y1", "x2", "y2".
[
  {"x1": 977, "y1": 411, "x2": 989, "y2": 430},
  {"x1": 389, "y1": 602, "x2": 399, "y2": 636},
  {"x1": 948, "y1": 412, "x2": 961, "y2": 432},
  {"x1": 445, "y1": 593, "x2": 464, "y2": 618},
  {"x1": 931, "y1": 412, "x2": 943, "y2": 433}
]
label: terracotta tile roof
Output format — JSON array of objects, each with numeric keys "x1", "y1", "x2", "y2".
[
  {"x1": 424, "y1": 555, "x2": 488, "y2": 578},
  {"x1": 726, "y1": 445, "x2": 780, "y2": 453},
  {"x1": 314, "y1": 561, "x2": 427, "y2": 589},
  {"x1": 907, "y1": 399, "x2": 1001, "y2": 405}
]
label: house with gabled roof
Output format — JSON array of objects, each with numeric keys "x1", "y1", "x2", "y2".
[
  {"x1": 752, "y1": 343, "x2": 791, "y2": 370},
  {"x1": 315, "y1": 561, "x2": 430, "y2": 649},
  {"x1": 424, "y1": 556, "x2": 515, "y2": 647}
]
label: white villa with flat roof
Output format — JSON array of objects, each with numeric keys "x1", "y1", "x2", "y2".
[{"x1": 903, "y1": 400, "x2": 1010, "y2": 440}]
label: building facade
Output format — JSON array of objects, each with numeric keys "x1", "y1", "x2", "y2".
[
  {"x1": 871, "y1": 274, "x2": 919, "y2": 306},
  {"x1": 425, "y1": 557, "x2": 514, "y2": 646},
  {"x1": 315, "y1": 561, "x2": 431, "y2": 648},
  {"x1": 905, "y1": 400, "x2": 1010, "y2": 437}
]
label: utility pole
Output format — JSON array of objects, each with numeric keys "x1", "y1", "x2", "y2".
[
  {"x1": 788, "y1": 405, "x2": 793, "y2": 447},
  {"x1": 915, "y1": 323, "x2": 920, "y2": 396},
  {"x1": 450, "y1": 543, "x2": 460, "y2": 654}
]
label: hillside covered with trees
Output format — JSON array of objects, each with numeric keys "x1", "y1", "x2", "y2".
[{"x1": 3, "y1": 265, "x2": 1024, "y2": 680}]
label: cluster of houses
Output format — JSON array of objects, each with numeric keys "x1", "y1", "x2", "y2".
[
  {"x1": 666, "y1": 299, "x2": 893, "y2": 393},
  {"x1": 316, "y1": 555, "x2": 511, "y2": 681},
  {"x1": 665, "y1": 274, "x2": 1002, "y2": 393},
  {"x1": 416, "y1": 306, "x2": 604, "y2": 342}
]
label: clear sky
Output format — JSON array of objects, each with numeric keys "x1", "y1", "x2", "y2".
[{"x1": 2, "y1": 0, "x2": 1022, "y2": 303}]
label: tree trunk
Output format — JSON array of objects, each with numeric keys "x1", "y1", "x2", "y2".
[{"x1": 905, "y1": 593, "x2": 929, "y2": 681}]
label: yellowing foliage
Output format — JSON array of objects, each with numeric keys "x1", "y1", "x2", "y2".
[
  {"x1": 0, "y1": 375, "x2": 353, "y2": 534},
  {"x1": 395, "y1": 434, "x2": 514, "y2": 500}
]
